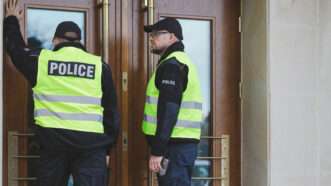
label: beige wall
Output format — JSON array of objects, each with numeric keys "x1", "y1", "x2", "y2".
[{"x1": 241, "y1": 0, "x2": 268, "y2": 186}]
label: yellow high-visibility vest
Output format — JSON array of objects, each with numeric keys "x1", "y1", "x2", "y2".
[
  {"x1": 142, "y1": 51, "x2": 202, "y2": 140},
  {"x1": 33, "y1": 47, "x2": 104, "y2": 133}
]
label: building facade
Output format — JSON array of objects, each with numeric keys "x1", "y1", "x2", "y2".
[{"x1": 1, "y1": 0, "x2": 331, "y2": 186}]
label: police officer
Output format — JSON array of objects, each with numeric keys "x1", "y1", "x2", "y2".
[
  {"x1": 143, "y1": 18, "x2": 203, "y2": 186},
  {"x1": 4, "y1": 0, "x2": 119, "y2": 185}
]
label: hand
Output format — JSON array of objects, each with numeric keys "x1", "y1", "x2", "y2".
[
  {"x1": 149, "y1": 155, "x2": 163, "y2": 173},
  {"x1": 5, "y1": 0, "x2": 23, "y2": 19}
]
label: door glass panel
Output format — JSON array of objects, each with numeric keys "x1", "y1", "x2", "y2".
[
  {"x1": 177, "y1": 19, "x2": 212, "y2": 186},
  {"x1": 27, "y1": 8, "x2": 85, "y2": 49}
]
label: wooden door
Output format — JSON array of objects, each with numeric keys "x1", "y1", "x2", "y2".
[
  {"x1": 127, "y1": 0, "x2": 241, "y2": 186},
  {"x1": 3, "y1": 0, "x2": 121, "y2": 185}
]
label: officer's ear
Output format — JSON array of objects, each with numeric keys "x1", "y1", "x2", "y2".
[
  {"x1": 52, "y1": 37, "x2": 60, "y2": 46},
  {"x1": 169, "y1": 33, "x2": 178, "y2": 42},
  {"x1": 53, "y1": 37, "x2": 67, "y2": 46}
]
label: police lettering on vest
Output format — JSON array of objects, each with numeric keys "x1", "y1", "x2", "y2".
[{"x1": 48, "y1": 60, "x2": 95, "y2": 79}]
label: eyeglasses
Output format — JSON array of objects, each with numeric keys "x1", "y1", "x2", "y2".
[{"x1": 149, "y1": 31, "x2": 169, "y2": 37}]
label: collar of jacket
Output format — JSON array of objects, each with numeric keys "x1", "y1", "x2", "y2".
[
  {"x1": 159, "y1": 41, "x2": 185, "y2": 63},
  {"x1": 53, "y1": 42, "x2": 86, "y2": 52}
]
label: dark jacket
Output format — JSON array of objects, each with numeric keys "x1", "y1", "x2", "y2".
[
  {"x1": 4, "y1": 16, "x2": 120, "y2": 151},
  {"x1": 146, "y1": 41, "x2": 199, "y2": 156}
]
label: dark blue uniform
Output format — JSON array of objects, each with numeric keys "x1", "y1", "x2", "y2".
[{"x1": 146, "y1": 41, "x2": 199, "y2": 186}]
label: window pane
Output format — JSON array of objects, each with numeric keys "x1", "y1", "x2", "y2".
[
  {"x1": 177, "y1": 18, "x2": 212, "y2": 186},
  {"x1": 27, "y1": 8, "x2": 85, "y2": 49},
  {"x1": 192, "y1": 160, "x2": 212, "y2": 186}
]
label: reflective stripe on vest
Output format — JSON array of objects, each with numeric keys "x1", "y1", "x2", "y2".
[
  {"x1": 143, "y1": 115, "x2": 201, "y2": 129},
  {"x1": 35, "y1": 109, "x2": 103, "y2": 122},
  {"x1": 142, "y1": 51, "x2": 203, "y2": 140},
  {"x1": 34, "y1": 94, "x2": 101, "y2": 105},
  {"x1": 145, "y1": 96, "x2": 202, "y2": 110},
  {"x1": 33, "y1": 47, "x2": 104, "y2": 133}
]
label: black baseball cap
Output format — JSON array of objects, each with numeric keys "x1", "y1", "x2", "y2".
[
  {"x1": 53, "y1": 21, "x2": 82, "y2": 41},
  {"x1": 144, "y1": 17, "x2": 183, "y2": 40}
]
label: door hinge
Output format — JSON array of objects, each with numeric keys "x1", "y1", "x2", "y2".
[
  {"x1": 238, "y1": 16, "x2": 242, "y2": 33},
  {"x1": 239, "y1": 81, "x2": 243, "y2": 99},
  {"x1": 122, "y1": 131, "x2": 128, "y2": 151},
  {"x1": 122, "y1": 72, "x2": 128, "y2": 92}
]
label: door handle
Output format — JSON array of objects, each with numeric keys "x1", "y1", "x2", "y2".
[
  {"x1": 100, "y1": 0, "x2": 110, "y2": 62},
  {"x1": 144, "y1": 2, "x2": 156, "y2": 184},
  {"x1": 147, "y1": 0, "x2": 154, "y2": 25},
  {"x1": 142, "y1": 0, "x2": 154, "y2": 22},
  {"x1": 144, "y1": 0, "x2": 156, "y2": 76}
]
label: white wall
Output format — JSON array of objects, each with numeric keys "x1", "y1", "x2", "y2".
[
  {"x1": 268, "y1": 0, "x2": 331, "y2": 186},
  {"x1": 268, "y1": 0, "x2": 320, "y2": 186},
  {"x1": 243, "y1": 0, "x2": 331, "y2": 186},
  {"x1": 241, "y1": 0, "x2": 268, "y2": 185},
  {"x1": 318, "y1": 1, "x2": 331, "y2": 185}
]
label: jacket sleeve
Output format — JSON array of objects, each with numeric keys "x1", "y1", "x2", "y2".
[
  {"x1": 101, "y1": 62, "x2": 120, "y2": 148},
  {"x1": 150, "y1": 58, "x2": 188, "y2": 156},
  {"x1": 4, "y1": 16, "x2": 39, "y2": 86}
]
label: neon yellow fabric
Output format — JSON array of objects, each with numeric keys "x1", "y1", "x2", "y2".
[
  {"x1": 33, "y1": 47, "x2": 104, "y2": 133},
  {"x1": 142, "y1": 51, "x2": 202, "y2": 139}
]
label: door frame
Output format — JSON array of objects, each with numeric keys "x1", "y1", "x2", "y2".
[{"x1": 0, "y1": 4, "x2": 4, "y2": 185}]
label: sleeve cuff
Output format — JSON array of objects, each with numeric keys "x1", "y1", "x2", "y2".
[
  {"x1": 150, "y1": 137, "x2": 168, "y2": 156},
  {"x1": 4, "y1": 15, "x2": 19, "y2": 25},
  {"x1": 151, "y1": 147, "x2": 165, "y2": 156}
]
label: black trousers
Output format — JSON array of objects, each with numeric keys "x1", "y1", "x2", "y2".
[{"x1": 36, "y1": 147, "x2": 108, "y2": 186}]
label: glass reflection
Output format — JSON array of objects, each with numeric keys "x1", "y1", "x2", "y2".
[
  {"x1": 177, "y1": 19, "x2": 212, "y2": 186},
  {"x1": 27, "y1": 8, "x2": 85, "y2": 49}
]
